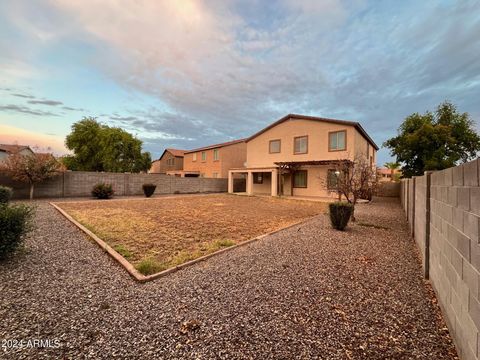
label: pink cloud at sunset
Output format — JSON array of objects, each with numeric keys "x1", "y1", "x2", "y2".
[{"x1": 0, "y1": 124, "x2": 68, "y2": 155}]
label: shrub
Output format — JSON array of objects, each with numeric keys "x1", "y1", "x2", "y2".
[
  {"x1": 0, "y1": 204, "x2": 34, "y2": 259},
  {"x1": 0, "y1": 186, "x2": 13, "y2": 204},
  {"x1": 329, "y1": 201, "x2": 353, "y2": 231},
  {"x1": 136, "y1": 258, "x2": 166, "y2": 275},
  {"x1": 91, "y1": 183, "x2": 114, "y2": 199},
  {"x1": 142, "y1": 183, "x2": 156, "y2": 198}
]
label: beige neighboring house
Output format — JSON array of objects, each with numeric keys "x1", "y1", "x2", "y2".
[
  {"x1": 0, "y1": 144, "x2": 34, "y2": 163},
  {"x1": 149, "y1": 148, "x2": 185, "y2": 174},
  {"x1": 227, "y1": 114, "x2": 378, "y2": 198},
  {"x1": 377, "y1": 167, "x2": 402, "y2": 182},
  {"x1": 179, "y1": 139, "x2": 247, "y2": 178}
]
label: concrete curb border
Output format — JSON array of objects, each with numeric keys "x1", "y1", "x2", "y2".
[{"x1": 50, "y1": 202, "x2": 320, "y2": 283}]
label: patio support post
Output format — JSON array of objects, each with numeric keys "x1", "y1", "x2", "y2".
[
  {"x1": 271, "y1": 169, "x2": 278, "y2": 196},
  {"x1": 228, "y1": 171, "x2": 234, "y2": 193},
  {"x1": 246, "y1": 171, "x2": 253, "y2": 195}
]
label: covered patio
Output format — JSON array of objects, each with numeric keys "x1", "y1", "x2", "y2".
[
  {"x1": 228, "y1": 160, "x2": 351, "y2": 198},
  {"x1": 228, "y1": 167, "x2": 279, "y2": 196}
]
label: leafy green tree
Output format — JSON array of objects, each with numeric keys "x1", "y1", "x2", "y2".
[
  {"x1": 384, "y1": 101, "x2": 480, "y2": 177},
  {"x1": 64, "y1": 117, "x2": 152, "y2": 173}
]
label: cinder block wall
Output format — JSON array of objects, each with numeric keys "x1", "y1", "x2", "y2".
[
  {"x1": 400, "y1": 158, "x2": 480, "y2": 360},
  {"x1": 0, "y1": 171, "x2": 229, "y2": 199},
  {"x1": 376, "y1": 182, "x2": 400, "y2": 197}
]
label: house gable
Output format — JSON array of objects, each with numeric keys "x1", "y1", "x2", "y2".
[{"x1": 246, "y1": 116, "x2": 376, "y2": 168}]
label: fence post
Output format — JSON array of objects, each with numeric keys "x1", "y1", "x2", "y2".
[
  {"x1": 62, "y1": 171, "x2": 65, "y2": 198},
  {"x1": 424, "y1": 171, "x2": 432, "y2": 279},
  {"x1": 411, "y1": 177, "x2": 416, "y2": 237}
]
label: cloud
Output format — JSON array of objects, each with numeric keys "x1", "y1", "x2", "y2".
[
  {"x1": 28, "y1": 99, "x2": 63, "y2": 106},
  {"x1": 0, "y1": 124, "x2": 68, "y2": 155},
  {"x1": 11, "y1": 93, "x2": 35, "y2": 99},
  {"x1": 1, "y1": 0, "x2": 480, "y2": 163},
  {"x1": 62, "y1": 106, "x2": 85, "y2": 112},
  {"x1": 109, "y1": 115, "x2": 137, "y2": 121},
  {"x1": 0, "y1": 104, "x2": 59, "y2": 116}
]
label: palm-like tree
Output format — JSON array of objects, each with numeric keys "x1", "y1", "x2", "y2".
[{"x1": 384, "y1": 162, "x2": 400, "y2": 181}]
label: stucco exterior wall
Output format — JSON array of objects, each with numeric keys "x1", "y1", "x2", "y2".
[
  {"x1": 354, "y1": 129, "x2": 376, "y2": 165},
  {"x1": 251, "y1": 172, "x2": 273, "y2": 194},
  {"x1": 150, "y1": 160, "x2": 161, "y2": 173},
  {"x1": 221, "y1": 142, "x2": 247, "y2": 176},
  {"x1": 159, "y1": 152, "x2": 183, "y2": 173},
  {"x1": 184, "y1": 142, "x2": 246, "y2": 178},
  {"x1": 246, "y1": 118, "x2": 372, "y2": 168}
]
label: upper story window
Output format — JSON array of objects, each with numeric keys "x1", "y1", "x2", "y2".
[
  {"x1": 269, "y1": 139, "x2": 281, "y2": 154},
  {"x1": 201, "y1": 151, "x2": 206, "y2": 161},
  {"x1": 329, "y1": 130, "x2": 346, "y2": 151},
  {"x1": 294, "y1": 136, "x2": 308, "y2": 154},
  {"x1": 192, "y1": 153, "x2": 197, "y2": 161},
  {"x1": 213, "y1": 149, "x2": 219, "y2": 161},
  {"x1": 167, "y1": 158, "x2": 174, "y2": 166}
]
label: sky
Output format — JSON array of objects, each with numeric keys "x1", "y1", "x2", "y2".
[{"x1": 0, "y1": 0, "x2": 479, "y2": 165}]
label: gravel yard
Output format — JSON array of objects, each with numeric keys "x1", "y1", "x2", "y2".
[{"x1": 0, "y1": 197, "x2": 457, "y2": 359}]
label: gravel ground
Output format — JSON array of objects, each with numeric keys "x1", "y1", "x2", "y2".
[{"x1": 0, "y1": 197, "x2": 457, "y2": 359}]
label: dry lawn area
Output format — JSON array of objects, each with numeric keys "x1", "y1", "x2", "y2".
[{"x1": 56, "y1": 194, "x2": 327, "y2": 274}]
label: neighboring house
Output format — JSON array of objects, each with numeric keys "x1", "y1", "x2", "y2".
[
  {"x1": 180, "y1": 139, "x2": 247, "y2": 178},
  {"x1": 149, "y1": 148, "x2": 185, "y2": 174},
  {"x1": 0, "y1": 144, "x2": 34, "y2": 163},
  {"x1": 227, "y1": 114, "x2": 378, "y2": 198},
  {"x1": 377, "y1": 167, "x2": 402, "y2": 182}
]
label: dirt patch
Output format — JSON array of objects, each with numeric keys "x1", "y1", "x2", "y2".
[{"x1": 56, "y1": 195, "x2": 327, "y2": 273}]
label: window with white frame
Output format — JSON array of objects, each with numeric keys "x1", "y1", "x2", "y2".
[
  {"x1": 329, "y1": 130, "x2": 346, "y2": 151},
  {"x1": 294, "y1": 136, "x2": 308, "y2": 154}
]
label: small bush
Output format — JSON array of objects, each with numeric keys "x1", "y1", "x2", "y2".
[
  {"x1": 92, "y1": 183, "x2": 114, "y2": 199},
  {"x1": 0, "y1": 204, "x2": 34, "y2": 259},
  {"x1": 329, "y1": 201, "x2": 353, "y2": 231},
  {"x1": 142, "y1": 183, "x2": 156, "y2": 198},
  {"x1": 0, "y1": 186, "x2": 13, "y2": 204},
  {"x1": 136, "y1": 258, "x2": 166, "y2": 275}
]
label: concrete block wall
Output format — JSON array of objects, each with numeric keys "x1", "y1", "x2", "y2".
[
  {"x1": 376, "y1": 182, "x2": 400, "y2": 197},
  {"x1": 400, "y1": 158, "x2": 480, "y2": 360},
  {"x1": 0, "y1": 171, "x2": 228, "y2": 199}
]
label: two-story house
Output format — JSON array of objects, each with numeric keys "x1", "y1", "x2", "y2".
[
  {"x1": 182, "y1": 139, "x2": 247, "y2": 178},
  {"x1": 227, "y1": 114, "x2": 378, "y2": 198},
  {"x1": 149, "y1": 148, "x2": 185, "y2": 174}
]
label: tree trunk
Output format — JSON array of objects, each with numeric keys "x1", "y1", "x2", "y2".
[
  {"x1": 29, "y1": 183, "x2": 34, "y2": 200},
  {"x1": 351, "y1": 196, "x2": 357, "y2": 222}
]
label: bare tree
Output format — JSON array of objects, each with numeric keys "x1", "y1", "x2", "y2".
[
  {"x1": 329, "y1": 156, "x2": 377, "y2": 221},
  {"x1": 1, "y1": 153, "x2": 65, "y2": 200}
]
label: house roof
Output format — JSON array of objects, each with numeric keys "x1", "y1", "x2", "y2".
[
  {"x1": 246, "y1": 114, "x2": 379, "y2": 150},
  {"x1": 158, "y1": 148, "x2": 186, "y2": 161},
  {"x1": 184, "y1": 138, "x2": 247, "y2": 154},
  {"x1": 0, "y1": 144, "x2": 32, "y2": 154}
]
